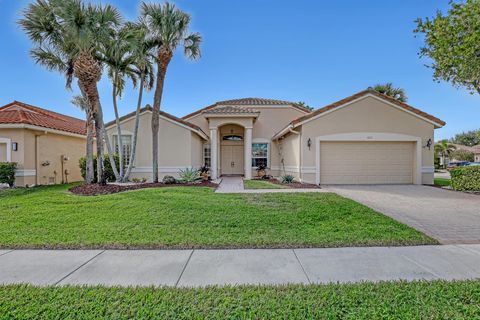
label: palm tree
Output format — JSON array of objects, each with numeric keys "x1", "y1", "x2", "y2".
[
  {"x1": 141, "y1": 2, "x2": 201, "y2": 182},
  {"x1": 19, "y1": 0, "x2": 122, "y2": 185},
  {"x1": 369, "y1": 83, "x2": 408, "y2": 102},
  {"x1": 71, "y1": 94, "x2": 94, "y2": 183},
  {"x1": 103, "y1": 23, "x2": 154, "y2": 182},
  {"x1": 434, "y1": 140, "x2": 456, "y2": 169}
]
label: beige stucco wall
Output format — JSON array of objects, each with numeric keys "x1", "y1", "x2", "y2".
[
  {"x1": 106, "y1": 111, "x2": 205, "y2": 181},
  {"x1": 274, "y1": 130, "x2": 301, "y2": 178},
  {"x1": 186, "y1": 105, "x2": 308, "y2": 177},
  {"x1": 0, "y1": 128, "x2": 85, "y2": 186},
  {"x1": 294, "y1": 96, "x2": 436, "y2": 184}
]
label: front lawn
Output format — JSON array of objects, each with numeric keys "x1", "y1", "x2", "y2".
[
  {"x1": 243, "y1": 179, "x2": 287, "y2": 189},
  {"x1": 0, "y1": 184, "x2": 435, "y2": 248},
  {"x1": 1, "y1": 281, "x2": 478, "y2": 319},
  {"x1": 434, "y1": 178, "x2": 451, "y2": 187}
]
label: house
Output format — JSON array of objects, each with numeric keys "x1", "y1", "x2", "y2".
[
  {"x1": 106, "y1": 89, "x2": 445, "y2": 185},
  {"x1": 448, "y1": 144, "x2": 480, "y2": 163},
  {"x1": 0, "y1": 101, "x2": 86, "y2": 186}
]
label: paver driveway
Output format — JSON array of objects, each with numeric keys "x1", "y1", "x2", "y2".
[{"x1": 325, "y1": 185, "x2": 480, "y2": 244}]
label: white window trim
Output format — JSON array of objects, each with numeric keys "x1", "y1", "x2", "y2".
[
  {"x1": 0, "y1": 137, "x2": 12, "y2": 162},
  {"x1": 251, "y1": 139, "x2": 270, "y2": 168},
  {"x1": 112, "y1": 133, "x2": 133, "y2": 166},
  {"x1": 314, "y1": 132, "x2": 422, "y2": 185}
]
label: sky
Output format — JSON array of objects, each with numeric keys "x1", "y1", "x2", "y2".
[{"x1": 0, "y1": 0, "x2": 478, "y2": 140}]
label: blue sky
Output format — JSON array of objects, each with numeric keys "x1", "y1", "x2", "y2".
[{"x1": 0, "y1": 0, "x2": 478, "y2": 140}]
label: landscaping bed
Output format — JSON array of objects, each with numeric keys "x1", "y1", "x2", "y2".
[
  {"x1": 247, "y1": 178, "x2": 320, "y2": 189},
  {"x1": 69, "y1": 181, "x2": 218, "y2": 196},
  {"x1": 1, "y1": 280, "x2": 478, "y2": 319},
  {"x1": 0, "y1": 184, "x2": 436, "y2": 249}
]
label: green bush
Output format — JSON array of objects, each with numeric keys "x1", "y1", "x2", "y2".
[
  {"x1": 162, "y1": 175, "x2": 177, "y2": 184},
  {"x1": 281, "y1": 174, "x2": 295, "y2": 184},
  {"x1": 0, "y1": 162, "x2": 17, "y2": 187},
  {"x1": 79, "y1": 154, "x2": 120, "y2": 182},
  {"x1": 178, "y1": 167, "x2": 202, "y2": 183},
  {"x1": 450, "y1": 166, "x2": 480, "y2": 191}
]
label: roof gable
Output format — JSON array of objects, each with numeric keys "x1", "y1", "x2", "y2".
[
  {"x1": 182, "y1": 97, "x2": 311, "y2": 120},
  {"x1": 0, "y1": 101, "x2": 86, "y2": 136}
]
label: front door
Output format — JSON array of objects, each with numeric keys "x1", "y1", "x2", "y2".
[{"x1": 221, "y1": 145, "x2": 244, "y2": 175}]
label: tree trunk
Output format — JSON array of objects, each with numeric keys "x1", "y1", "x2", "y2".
[
  {"x1": 112, "y1": 72, "x2": 123, "y2": 181},
  {"x1": 151, "y1": 46, "x2": 173, "y2": 182},
  {"x1": 85, "y1": 109, "x2": 95, "y2": 184},
  {"x1": 124, "y1": 71, "x2": 145, "y2": 182}
]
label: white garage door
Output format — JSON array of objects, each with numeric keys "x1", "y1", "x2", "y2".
[{"x1": 320, "y1": 141, "x2": 414, "y2": 184}]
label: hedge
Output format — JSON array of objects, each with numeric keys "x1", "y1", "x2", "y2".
[
  {"x1": 0, "y1": 162, "x2": 17, "y2": 187},
  {"x1": 450, "y1": 166, "x2": 480, "y2": 191},
  {"x1": 79, "y1": 154, "x2": 120, "y2": 182}
]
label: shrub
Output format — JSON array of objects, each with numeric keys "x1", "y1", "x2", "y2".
[
  {"x1": 281, "y1": 174, "x2": 295, "y2": 184},
  {"x1": 131, "y1": 177, "x2": 147, "y2": 183},
  {"x1": 79, "y1": 154, "x2": 120, "y2": 182},
  {"x1": 450, "y1": 166, "x2": 480, "y2": 191},
  {"x1": 162, "y1": 175, "x2": 177, "y2": 184},
  {"x1": 0, "y1": 162, "x2": 17, "y2": 187},
  {"x1": 451, "y1": 149, "x2": 475, "y2": 162},
  {"x1": 178, "y1": 167, "x2": 202, "y2": 183}
]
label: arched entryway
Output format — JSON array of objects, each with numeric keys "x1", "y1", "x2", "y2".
[{"x1": 219, "y1": 124, "x2": 244, "y2": 175}]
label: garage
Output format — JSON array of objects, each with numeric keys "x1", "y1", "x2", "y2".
[{"x1": 319, "y1": 141, "x2": 414, "y2": 184}]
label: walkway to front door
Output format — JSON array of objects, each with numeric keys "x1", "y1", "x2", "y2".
[{"x1": 215, "y1": 176, "x2": 327, "y2": 194}]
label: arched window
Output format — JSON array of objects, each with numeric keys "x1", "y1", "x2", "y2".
[{"x1": 222, "y1": 135, "x2": 243, "y2": 141}]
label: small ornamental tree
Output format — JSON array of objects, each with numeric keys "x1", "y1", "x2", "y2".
[
  {"x1": 0, "y1": 162, "x2": 17, "y2": 187},
  {"x1": 415, "y1": 1, "x2": 480, "y2": 95}
]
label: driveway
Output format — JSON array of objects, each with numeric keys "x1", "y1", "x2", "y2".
[{"x1": 325, "y1": 185, "x2": 480, "y2": 244}]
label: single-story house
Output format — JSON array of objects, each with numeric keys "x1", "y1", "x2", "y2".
[
  {"x1": 0, "y1": 101, "x2": 86, "y2": 186},
  {"x1": 106, "y1": 89, "x2": 445, "y2": 185},
  {"x1": 449, "y1": 144, "x2": 480, "y2": 163}
]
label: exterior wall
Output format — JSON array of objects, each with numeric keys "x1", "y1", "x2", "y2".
[
  {"x1": 106, "y1": 111, "x2": 205, "y2": 181},
  {"x1": 186, "y1": 105, "x2": 308, "y2": 177},
  {"x1": 274, "y1": 130, "x2": 301, "y2": 178},
  {"x1": 299, "y1": 96, "x2": 436, "y2": 184},
  {"x1": 0, "y1": 128, "x2": 85, "y2": 186},
  {"x1": 475, "y1": 154, "x2": 480, "y2": 162}
]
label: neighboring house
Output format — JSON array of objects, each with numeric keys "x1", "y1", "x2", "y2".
[
  {"x1": 107, "y1": 89, "x2": 445, "y2": 185},
  {"x1": 0, "y1": 101, "x2": 86, "y2": 186},
  {"x1": 447, "y1": 144, "x2": 480, "y2": 163}
]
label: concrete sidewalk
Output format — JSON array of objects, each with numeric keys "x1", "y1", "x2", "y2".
[
  {"x1": 215, "y1": 176, "x2": 326, "y2": 193},
  {"x1": 1, "y1": 245, "x2": 479, "y2": 287}
]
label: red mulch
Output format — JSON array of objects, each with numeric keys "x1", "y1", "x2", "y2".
[
  {"x1": 69, "y1": 181, "x2": 218, "y2": 196},
  {"x1": 255, "y1": 178, "x2": 321, "y2": 189}
]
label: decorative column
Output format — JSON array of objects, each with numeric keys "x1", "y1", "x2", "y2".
[
  {"x1": 210, "y1": 128, "x2": 218, "y2": 180},
  {"x1": 244, "y1": 127, "x2": 252, "y2": 179}
]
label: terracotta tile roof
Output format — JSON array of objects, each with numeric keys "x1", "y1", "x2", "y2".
[
  {"x1": 105, "y1": 105, "x2": 208, "y2": 139},
  {"x1": 182, "y1": 97, "x2": 311, "y2": 119},
  {"x1": 450, "y1": 144, "x2": 480, "y2": 154},
  {"x1": 291, "y1": 89, "x2": 446, "y2": 127},
  {"x1": 0, "y1": 101, "x2": 86, "y2": 135},
  {"x1": 203, "y1": 106, "x2": 260, "y2": 115}
]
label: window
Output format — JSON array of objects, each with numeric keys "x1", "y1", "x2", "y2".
[
  {"x1": 252, "y1": 143, "x2": 269, "y2": 167},
  {"x1": 222, "y1": 135, "x2": 243, "y2": 141},
  {"x1": 113, "y1": 135, "x2": 132, "y2": 168},
  {"x1": 203, "y1": 144, "x2": 211, "y2": 167}
]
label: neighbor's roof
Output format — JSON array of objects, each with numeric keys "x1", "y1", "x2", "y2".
[
  {"x1": 0, "y1": 101, "x2": 86, "y2": 136},
  {"x1": 202, "y1": 106, "x2": 260, "y2": 115},
  {"x1": 105, "y1": 105, "x2": 208, "y2": 140},
  {"x1": 182, "y1": 97, "x2": 311, "y2": 119},
  {"x1": 273, "y1": 90, "x2": 446, "y2": 140},
  {"x1": 449, "y1": 143, "x2": 480, "y2": 154}
]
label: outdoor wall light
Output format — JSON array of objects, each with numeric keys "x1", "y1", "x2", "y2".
[
  {"x1": 423, "y1": 138, "x2": 432, "y2": 150},
  {"x1": 12, "y1": 142, "x2": 18, "y2": 151},
  {"x1": 307, "y1": 138, "x2": 312, "y2": 150}
]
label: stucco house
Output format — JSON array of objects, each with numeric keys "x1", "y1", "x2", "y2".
[
  {"x1": 106, "y1": 89, "x2": 445, "y2": 185},
  {"x1": 0, "y1": 101, "x2": 86, "y2": 186}
]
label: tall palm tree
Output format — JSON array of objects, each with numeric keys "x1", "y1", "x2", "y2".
[
  {"x1": 19, "y1": 0, "x2": 122, "y2": 185},
  {"x1": 434, "y1": 139, "x2": 456, "y2": 169},
  {"x1": 103, "y1": 23, "x2": 154, "y2": 182},
  {"x1": 141, "y1": 2, "x2": 201, "y2": 182},
  {"x1": 369, "y1": 83, "x2": 408, "y2": 102},
  {"x1": 71, "y1": 94, "x2": 94, "y2": 183}
]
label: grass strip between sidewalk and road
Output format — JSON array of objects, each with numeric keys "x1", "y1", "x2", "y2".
[{"x1": 0, "y1": 280, "x2": 479, "y2": 319}]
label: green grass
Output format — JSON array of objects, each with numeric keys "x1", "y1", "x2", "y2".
[
  {"x1": 434, "y1": 178, "x2": 451, "y2": 186},
  {"x1": 243, "y1": 179, "x2": 287, "y2": 189},
  {"x1": 0, "y1": 184, "x2": 435, "y2": 248},
  {"x1": 1, "y1": 281, "x2": 479, "y2": 319}
]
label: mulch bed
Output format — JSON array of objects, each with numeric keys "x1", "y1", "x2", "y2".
[
  {"x1": 255, "y1": 178, "x2": 321, "y2": 189},
  {"x1": 69, "y1": 181, "x2": 218, "y2": 196}
]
